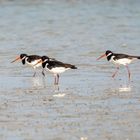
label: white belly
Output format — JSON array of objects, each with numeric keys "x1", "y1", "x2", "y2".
[
  {"x1": 111, "y1": 58, "x2": 133, "y2": 65},
  {"x1": 47, "y1": 67, "x2": 70, "y2": 74},
  {"x1": 26, "y1": 60, "x2": 42, "y2": 68}
]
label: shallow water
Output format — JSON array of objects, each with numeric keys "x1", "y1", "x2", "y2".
[{"x1": 0, "y1": 0, "x2": 140, "y2": 139}]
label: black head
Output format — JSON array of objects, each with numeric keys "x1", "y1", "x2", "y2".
[
  {"x1": 97, "y1": 50, "x2": 113, "y2": 61},
  {"x1": 105, "y1": 50, "x2": 113, "y2": 61},
  {"x1": 41, "y1": 56, "x2": 50, "y2": 62},
  {"x1": 41, "y1": 56, "x2": 49, "y2": 68},
  {"x1": 105, "y1": 50, "x2": 113, "y2": 56},
  {"x1": 20, "y1": 54, "x2": 28, "y2": 65},
  {"x1": 20, "y1": 54, "x2": 28, "y2": 59}
]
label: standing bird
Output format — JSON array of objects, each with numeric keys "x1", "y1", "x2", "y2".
[
  {"x1": 35, "y1": 56, "x2": 77, "y2": 85},
  {"x1": 11, "y1": 54, "x2": 45, "y2": 77},
  {"x1": 97, "y1": 50, "x2": 140, "y2": 80}
]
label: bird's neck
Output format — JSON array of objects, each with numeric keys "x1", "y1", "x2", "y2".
[
  {"x1": 42, "y1": 61, "x2": 49, "y2": 68},
  {"x1": 107, "y1": 53, "x2": 113, "y2": 61}
]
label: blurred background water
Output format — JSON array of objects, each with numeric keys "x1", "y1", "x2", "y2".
[{"x1": 0, "y1": 0, "x2": 140, "y2": 139}]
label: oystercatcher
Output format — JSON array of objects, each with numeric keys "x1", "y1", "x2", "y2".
[
  {"x1": 97, "y1": 50, "x2": 140, "y2": 80},
  {"x1": 11, "y1": 54, "x2": 45, "y2": 77},
  {"x1": 35, "y1": 56, "x2": 77, "y2": 85}
]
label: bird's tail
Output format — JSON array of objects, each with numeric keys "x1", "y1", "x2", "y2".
[
  {"x1": 134, "y1": 56, "x2": 140, "y2": 59},
  {"x1": 64, "y1": 63, "x2": 77, "y2": 69},
  {"x1": 71, "y1": 65, "x2": 77, "y2": 69},
  {"x1": 130, "y1": 56, "x2": 140, "y2": 59}
]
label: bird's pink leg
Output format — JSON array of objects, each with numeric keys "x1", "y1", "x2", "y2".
[
  {"x1": 42, "y1": 68, "x2": 45, "y2": 76},
  {"x1": 126, "y1": 65, "x2": 131, "y2": 81},
  {"x1": 33, "y1": 71, "x2": 36, "y2": 77},
  {"x1": 54, "y1": 74, "x2": 59, "y2": 85},
  {"x1": 112, "y1": 67, "x2": 119, "y2": 78},
  {"x1": 54, "y1": 75, "x2": 57, "y2": 85},
  {"x1": 56, "y1": 74, "x2": 59, "y2": 85}
]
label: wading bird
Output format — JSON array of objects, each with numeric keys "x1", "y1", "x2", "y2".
[
  {"x1": 35, "y1": 56, "x2": 77, "y2": 84},
  {"x1": 11, "y1": 54, "x2": 45, "y2": 77},
  {"x1": 97, "y1": 50, "x2": 140, "y2": 80}
]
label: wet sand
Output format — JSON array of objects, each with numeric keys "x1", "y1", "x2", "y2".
[{"x1": 0, "y1": 0, "x2": 140, "y2": 140}]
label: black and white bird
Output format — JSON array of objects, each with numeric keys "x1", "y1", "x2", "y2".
[
  {"x1": 35, "y1": 56, "x2": 77, "y2": 85},
  {"x1": 97, "y1": 50, "x2": 140, "y2": 80},
  {"x1": 11, "y1": 54, "x2": 45, "y2": 77}
]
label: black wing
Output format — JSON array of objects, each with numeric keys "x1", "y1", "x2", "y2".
[
  {"x1": 47, "y1": 60, "x2": 77, "y2": 69},
  {"x1": 114, "y1": 53, "x2": 137, "y2": 60},
  {"x1": 27, "y1": 55, "x2": 41, "y2": 62}
]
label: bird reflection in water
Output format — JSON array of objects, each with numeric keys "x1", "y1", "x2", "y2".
[
  {"x1": 32, "y1": 76, "x2": 60, "y2": 91},
  {"x1": 118, "y1": 84, "x2": 131, "y2": 92},
  {"x1": 32, "y1": 77, "x2": 47, "y2": 89}
]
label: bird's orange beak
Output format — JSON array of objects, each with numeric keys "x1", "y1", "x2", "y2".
[
  {"x1": 97, "y1": 53, "x2": 106, "y2": 60},
  {"x1": 34, "y1": 59, "x2": 42, "y2": 66},
  {"x1": 11, "y1": 56, "x2": 21, "y2": 63}
]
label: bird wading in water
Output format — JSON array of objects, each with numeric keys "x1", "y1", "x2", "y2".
[
  {"x1": 11, "y1": 54, "x2": 45, "y2": 77},
  {"x1": 97, "y1": 50, "x2": 140, "y2": 80},
  {"x1": 34, "y1": 56, "x2": 77, "y2": 85}
]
